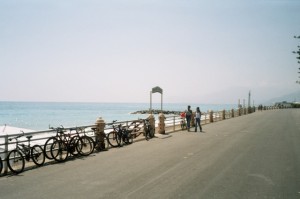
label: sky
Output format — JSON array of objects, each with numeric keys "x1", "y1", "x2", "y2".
[{"x1": 1, "y1": 0, "x2": 300, "y2": 105}]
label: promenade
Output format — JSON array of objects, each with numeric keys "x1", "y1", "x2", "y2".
[{"x1": 0, "y1": 109, "x2": 299, "y2": 199}]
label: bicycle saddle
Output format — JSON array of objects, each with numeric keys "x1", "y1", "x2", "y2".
[{"x1": 26, "y1": 135, "x2": 33, "y2": 139}]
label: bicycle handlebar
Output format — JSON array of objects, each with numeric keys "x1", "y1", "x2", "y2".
[
  {"x1": 49, "y1": 125, "x2": 65, "y2": 133},
  {"x1": 8, "y1": 130, "x2": 25, "y2": 141}
]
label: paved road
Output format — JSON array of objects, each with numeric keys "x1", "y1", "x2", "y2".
[{"x1": 0, "y1": 109, "x2": 300, "y2": 199}]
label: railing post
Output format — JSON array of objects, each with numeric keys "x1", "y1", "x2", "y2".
[
  {"x1": 4, "y1": 135, "x2": 8, "y2": 174},
  {"x1": 209, "y1": 111, "x2": 214, "y2": 123},
  {"x1": 222, "y1": 110, "x2": 226, "y2": 120},
  {"x1": 173, "y1": 116, "x2": 175, "y2": 132},
  {"x1": 206, "y1": 111, "x2": 209, "y2": 124}
]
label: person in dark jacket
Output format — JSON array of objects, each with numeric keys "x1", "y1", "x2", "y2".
[{"x1": 185, "y1": 105, "x2": 192, "y2": 132}]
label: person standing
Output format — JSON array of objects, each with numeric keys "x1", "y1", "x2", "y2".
[
  {"x1": 195, "y1": 107, "x2": 202, "y2": 132},
  {"x1": 180, "y1": 111, "x2": 186, "y2": 130},
  {"x1": 185, "y1": 105, "x2": 192, "y2": 132}
]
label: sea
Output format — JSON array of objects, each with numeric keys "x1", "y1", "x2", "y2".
[{"x1": 0, "y1": 101, "x2": 237, "y2": 131}]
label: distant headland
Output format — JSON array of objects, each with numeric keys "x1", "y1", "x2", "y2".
[{"x1": 131, "y1": 109, "x2": 181, "y2": 115}]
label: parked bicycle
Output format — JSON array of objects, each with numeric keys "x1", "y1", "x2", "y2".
[
  {"x1": 49, "y1": 127, "x2": 77, "y2": 162},
  {"x1": 143, "y1": 119, "x2": 155, "y2": 140},
  {"x1": 44, "y1": 126, "x2": 65, "y2": 160},
  {"x1": 107, "y1": 120, "x2": 135, "y2": 147},
  {"x1": 68, "y1": 127, "x2": 94, "y2": 156},
  {"x1": 107, "y1": 121, "x2": 122, "y2": 147},
  {"x1": 49, "y1": 126, "x2": 94, "y2": 162},
  {"x1": 6, "y1": 132, "x2": 45, "y2": 174},
  {"x1": 126, "y1": 120, "x2": 143, "y2": 138}
]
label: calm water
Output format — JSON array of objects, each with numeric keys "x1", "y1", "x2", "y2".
[{"x1": 0, "y1": 101, "x2": 237, "y2": 130}]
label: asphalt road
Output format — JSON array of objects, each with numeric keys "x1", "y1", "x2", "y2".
[{"x1": 0, "y1": 109, "x2": 300, "y2": 199}]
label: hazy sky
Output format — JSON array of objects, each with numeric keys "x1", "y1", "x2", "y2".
[{"x1": 1, "y1": 0, "x2": 299, "y2": 104}]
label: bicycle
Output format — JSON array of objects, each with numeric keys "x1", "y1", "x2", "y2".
[
  {"x1": 49, "y1": 127, "x2": 77, "y2": 162},
  {"x1": 69, "y1": 127, "x2": 94, "y2": 156},
  {"x1": 125, "y1": 120, "x2": 143, "y2": 138},
  {"x1": 107, "y1": 121, "x2": 122, "y2": 147},
  {"x1": 180, "y1": 118, "x2": 187, "y2": 130},
  {"x1": 49, "y1": 126, "x2": 94, "y2": 162},
  {"x1": 107, "y1": 120, "x2": 134, "y2": 147},
  {"x1": 143, "y1": 119, "x2": 155, "y2": 140},
  {"x1": 6, "y1": 132, "x2": 45, "y2": 174},
  {"x1": 44, "y1": 126, "x2": 65, "y2": 160}
]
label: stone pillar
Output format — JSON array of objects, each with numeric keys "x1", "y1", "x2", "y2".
[
  {"x1": 158, "y1": 113, "x2": 166, "y2": 134},
  {"x1": 95, "y1": 117, "x2": 106, "y2": 150},
  {"x1": 222, "y1": 110, "x2": 226, "y2": 120},
  {"x1": 147, "y1": 113, "x2": 155, "y2": 134},
  {"x1": 209, "y1": 111, "x2": 214, "y2": 123},
  {"x1": 231, "y1": 109, "x2": 235, "y2": 117},
  {"x1": 248, "y1": 106, "x2": 252, "y2": 114}
]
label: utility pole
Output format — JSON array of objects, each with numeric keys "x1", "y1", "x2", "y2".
[
  {"x1": 248, "y1": 90, "x2": 251, "y2": 108},
  {"x1": 292, "y1": 35, "x2": 300, "y2": 84}
]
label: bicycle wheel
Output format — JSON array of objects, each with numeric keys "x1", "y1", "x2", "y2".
[
  {"x1": 77, "y1": 136, "x2": 94, "y2": 156},
  {"x1": 149, "y1": 127, "x2": 155, "y2": 138},
  {"x1": 31, "y1": 145, "x2": 45, "y2": 166},
  {"x1": 144, "y1": 129, "x2": 149, "y2": 141},
  {"x1": 0, "y1": 157, "x2": 3, "y2": 175},
  {"x1": 50, "y1": 140, "x2": 68, "y2": 162},
  {"x1": 44, "y1": 137, "x2": 58, "y2": 160},
  {"x1": 7, "y1": 150, "x2": 25, "y2": 174},
  {"x1": 125, "y1": 132, "x2": 133, "y2": 144},
  {"x1": 107, "y1": 131, "x2": 120, "y2": 147},
  {"x1": 69, "y1": 136, "x2": 80, "y2": 156}
]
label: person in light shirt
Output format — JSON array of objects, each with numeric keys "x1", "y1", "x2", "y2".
[{"x1": 195, "y1": 107, "x2": 202, "y2": 132}]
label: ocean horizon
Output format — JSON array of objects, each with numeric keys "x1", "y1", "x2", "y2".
[{"x1": 0, "y1": 101, "x2": 237, "y2": 131}]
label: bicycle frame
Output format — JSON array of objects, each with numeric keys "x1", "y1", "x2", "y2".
[
  {"x1": 11, "y1": 135, "x2": 33, "y2": 162},
  {"x1": 143, "y1": 119, "x2": 154, "y2": 140},
  {"x1": 126, "y1": 120, "x2": 143, "y2": 138}
]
